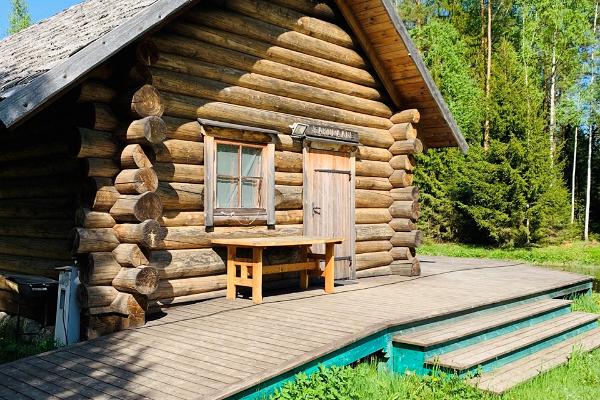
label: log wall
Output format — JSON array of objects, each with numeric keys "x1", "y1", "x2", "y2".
[{"x1": 0, "y1": 0, "x2": 425, "y2": 335}]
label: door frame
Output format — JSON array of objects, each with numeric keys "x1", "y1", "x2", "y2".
[{"x1": 302, "y1": 141, "x2": 356, "y2": 280}]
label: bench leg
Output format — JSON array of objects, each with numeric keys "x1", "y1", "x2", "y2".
[
  {"x1": 300, "y1": 270, "x2": 309, "y2": 290},
  {"x1": 252, "y1": 247, "x2": 263, "y2": 304},
  {"x1": 226, "y1": 246, "x2": 237, "y2": 300},
  {"x1": 324, "y1": 243, "x2": 335, "y2": 293}
]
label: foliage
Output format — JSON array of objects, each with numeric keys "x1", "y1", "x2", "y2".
[
  {"x1": 0, "y1": 318, "x2": 56, "y2": 364},
  {"x1": 269, "y1": 353, "x2": 600, "y2": 400},
  {"x1": 571, "y1": 293, "x2": 600, "y2": 313},
  {"x1": 7, "y1": 0, "x2": 31, "y2": 35},
  {"x1": 398, "y1": 0, "x2": 598, "y2": 245},
  {"x1": 419, "y1": 241, "x2": 600, "y2": 279}
]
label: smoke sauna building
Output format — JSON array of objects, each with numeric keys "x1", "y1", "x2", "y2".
[{"x1": 0, "y1": 0, "x2": 466, "y2": 336}]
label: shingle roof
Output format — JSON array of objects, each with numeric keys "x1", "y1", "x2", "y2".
[{"x1": 0, "y1": 0, "x2": 159, "y2": 97}]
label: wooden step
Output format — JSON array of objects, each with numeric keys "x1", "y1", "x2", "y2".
[
  {"x1": 394, "y1": 299, "x2": 572, "y2": 348},
  {"x1": 426, "y1": 312, "x2": 599, "y2": 371},
  {"x1": 470, "y1": 327, "x2": 600, "y2": 394}
]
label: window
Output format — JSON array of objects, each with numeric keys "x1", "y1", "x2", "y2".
[
  {"x1": 216, "y1": 143, "x2": 264, "y2": 210},
  {"x1": 204, "y1": 134, "x2": 275, "y2": 227}
]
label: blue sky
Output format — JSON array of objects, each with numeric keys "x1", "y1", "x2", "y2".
[{"x1": 0, "y1": 0, "x2": 82, "y2": 38}]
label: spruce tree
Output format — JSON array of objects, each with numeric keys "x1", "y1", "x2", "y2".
[{"x1": 8, "y1": 0, "x2": 32, "y2": 35}]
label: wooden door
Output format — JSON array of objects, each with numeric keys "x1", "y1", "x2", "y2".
[{"x1": 304, "y1": 148, "x2": 355, "y2": 280}]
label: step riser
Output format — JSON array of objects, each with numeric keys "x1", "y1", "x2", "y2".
[
  {"x1": 390, "y1": 305, "x2": 572, "y2": 375},
  {"x1": 434, "y1": 319, "x2": 599, "y2": 375}
]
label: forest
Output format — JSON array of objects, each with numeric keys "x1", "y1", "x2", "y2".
[{"x1": 400, "y1": 0, "x2": 599, "y2": 246}]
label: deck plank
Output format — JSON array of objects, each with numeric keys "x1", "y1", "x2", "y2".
[{"x1": 0, "y1": 257, "x2": 592, "y2": 400}]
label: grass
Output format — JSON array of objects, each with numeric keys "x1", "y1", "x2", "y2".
[
  {"x1": 269, "y1": 351, "x2": 600, "y2": 400},
  {"x1": 0, "y1": 318, "x2": 56, "y2": 364},
  {"x1": 269, "y1": 295, "x2": 600, "y2": 400},
  {"x1": 419, "y1": 241, "x2": 600, "y2": 280}
]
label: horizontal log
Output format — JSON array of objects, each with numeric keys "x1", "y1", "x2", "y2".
[
  {"x1": 389, "y1": 218, "x2": 417, "y2": 232},
  {"x1": 72, "y1": 228, "x2": 120, "y2": 254},
  {"x1": 270, "y1": 0, "x2": 336, "y2": 21},
  {"x1": 156, "y1": 225, "x2": 303, "y2": 250},
  {"x1": 355, "y1": 208, "x2": 392, "y2": 224},
  {"x1": 163, "y1": 116, "x2": 203, "y2": 141},
  {"x1": 83, "y1": 158, "x2": 119, "y2": 178},
  {"x1": 355, "y1": 224, "x2": 395, "y2": 242},
  {"x1": 276, "y1": 210, "x2": 303, "y2": 224},
  {"x1": 149, "y1": 249, "x2": 225, "y2": 279},
  {"x1": 200, "y1": 124, "x2": 275, "y2": 144},
  {"x1": 0, "y1": 177, "x2": 84, "y2": 200},
  {"x1": 149, "y1": 275, "x2": 227, "y2": 300},
  {"x1": 121, "y1": 144, "x2": 154, "y2": 169},
  {"x1": 148, "y1": 68, "x2": 391, "y2": 129},
  {"x1": 390, "y1": 186, "x2": 420, "y2": 201},
  {"x1": 389, "y1": 201, "x2": 420, "y2": 220},
  {"x1": 156, "y1": 182, "x2": 204, "y2": 210},
  {"x1": 160, "y1": 91, "x2": 394, "y2": 148},
  {"x1": 0, "y1": 236, "x2": 71, "y2": 260},
  {"x1": 82, "y1": 252, "x2": 122, "y2": 285},
  {"x1": 119, "y1": 116, "x2": 167, "y2": 145},
  {"x1": 356, "y1": 266, "x2": 392, "y2": 278},
  {"x1": 389, "y1": 123, "x2": 417, "y2": 141},
  {"x1": 389, "y1": 155, "x2": 415, "y2": 171},
  {"x1": 0, "y1": 218, "x2": 73, "y2": 239},
  {"x1": 112, "y1": 266, "x2": 160, "y2": 295},
  {"x1": 275, "y1": 185, "x2": 302, "y2": 210},
  {"x1": 356, "y1": 146, "x2": 392, "y2": 162},
  {"x1": 0, "y1": 254, "x2": 64, "y2": 278},
  {"x1": 0, "y1": 158, "x2": 80, "y2": 179},
  {"x1": 112, "y1": 244, "x2": 149, "y2": 267},
  {"x1": 390, "y1": 259, "x2": 421, "y2": 277},
  {"x1": 159, "y1": 211, "x2": 205, "y2": 227},
  {"x1": 0, "y1": 198, "x2": 76, "y2": 220},
  {"x1": 355, "y1": 240, "x2": 392, "y2": 254},
  {"x1": 390, "y1": 231, "x2": 422, "y2": 248},
  {"x1": 390, "y1": 109, "x2": 420, "y2": 124},
  {"x1": 275, "y1": 151, "x2": 303, "y2": 172},
  {"x1": 389, "y1": 139, "x2": 423, "y2": 155},
  {"x1": 152, "y1": 33, "x2": 382, "y2": 101},
  {"x1": 187, "y1": 9, "x2": 367, "y2": 69},
  {"x1": 224, "y1": 0, "x2": 352, "y2": 48},
  {"x1": 355, "y1": 176, "x2": 393, "y2": 191},
  {"x1": 77, "y1": 81, "x2": 117, "y2": 103},
  {"x1": 115, "y1": 168, "x2": 159, "y2": 194},
  {"x1": 113, "y1": 220, "x2": 163, "y2": 248},
  {"x1": 152, "y1": 50, "x2": 390, "y2": 117},
  {"x1": 355, "y1": 160, "x2": 394, "y2": 178},
  {"x1": 110, "y1": 192, "x2": 163, "y2": 222},
  {"x1": 275, "y1": 172, "x2": 303, "y2": 186},
  {"x1": 91, "y1": 103, "x2": 119, "y2": 132},
  {"x1": 170, "y1": 22, "x2": 378, "y2": 88},
  {"x1": 77, "y1": 128, "x2": 118, "y2": 159},
  {"x1": 78, "y1": 285, "x2": 118, "y2": 308},
  {"x1": 355, "y1": 190, "x2": 393, "y2": 208},
  {"x1": 0, "y1": 139, "x2": 75, "y2": 163},
  {"x1": 355, "y1": 251, "x2": 394, "y2": 271},
  {"x1": 389, "y1": 170, "x2": 414, "y2": 188},
  {"x1": 154, "y1": 139, "x2": 203, "y2": 164},
  {"x1": 89, "y1": 180, "x2": 120, "y2": 212},
  {"x1": 154, "y1": 163, "x2": 204, "y2": 184},
  {"x1": 76, "y1": 209, "x2": 116, "y2": 228},
  {"x1": 389, "y1": 247, "x2": 415, "y2": 261}
]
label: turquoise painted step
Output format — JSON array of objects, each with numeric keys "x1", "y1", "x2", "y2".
[
  {"x1": 428, "y1": 312, "x2": 599, "y2": 374},
  {"x1": 391, "y1": 299, "x2": 572, "y2": 374}
]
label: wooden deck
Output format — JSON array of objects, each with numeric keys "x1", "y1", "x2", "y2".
[{"x1": 0, "y1": 257, "x2": 593, "y2": 400}]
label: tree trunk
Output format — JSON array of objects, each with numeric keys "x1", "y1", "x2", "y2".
[
  {"x1": 571, "y1": 127, "x2": 578, "y2": 223},
  {"x1": 549, "y1": 32, "x2": 558, "y2": 162},
  {"x1": 483, "y1": 0, "x2": 492, "y2": 150}
]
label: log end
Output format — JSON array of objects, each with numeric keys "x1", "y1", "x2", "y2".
[
  {"x1": 132, "y1": 85, "x2": 165, "y2": 118},
  {"x1": 134, "y1": 192, "x2": 164, "y2": 221}
]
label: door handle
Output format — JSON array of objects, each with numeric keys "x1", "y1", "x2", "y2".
[{"x1": 312, "y1": 203, "x2": 321, "y2": 215}]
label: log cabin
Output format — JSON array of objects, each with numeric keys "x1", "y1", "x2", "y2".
[{"x1": 0, "y1": 0, "x2": 467, "y2": 337}]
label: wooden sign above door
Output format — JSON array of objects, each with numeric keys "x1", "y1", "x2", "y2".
[{"x1": 291, "y1": 123, "x2": 359, "y2": 145}]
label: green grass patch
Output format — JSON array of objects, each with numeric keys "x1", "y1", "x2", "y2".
[
  {"x1": 420, "y1": 241, "x2": 600, "y2": 280},
  {"x1": 0, "y1": 318, "x2": 56, "y2": 364},
  {"x1": 269, "y1": 350, "x2": 600, "y2": 400}
]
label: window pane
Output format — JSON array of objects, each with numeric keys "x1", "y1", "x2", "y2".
[
  {"x1": 217, "y1": 177, "x2": 239, "y2": 208},
  {"x1": 217, "y1": 144, "x2": 239, "y2": 176},
  {"x1": 241, "y1": 147, "x2": 262, "y2": 177},
  {"x1": 241, "y1": 178, "x2": 261, "y2": 208}
]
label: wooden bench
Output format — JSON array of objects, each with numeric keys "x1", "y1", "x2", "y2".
[{"x1": 211, "y1": 236, "x2": 343, "y2": 304}]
